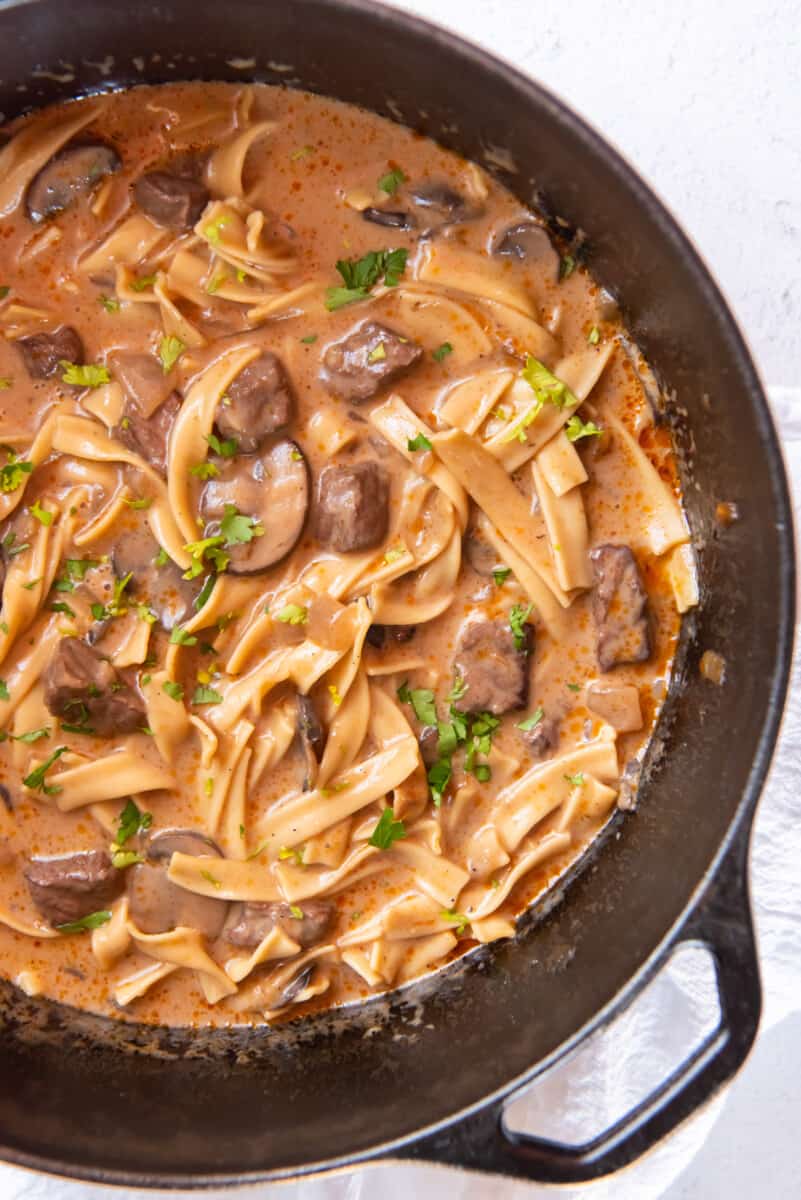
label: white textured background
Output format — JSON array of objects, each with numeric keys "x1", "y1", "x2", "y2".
[{"x1": 3, "y1": 0, "x2": 801, "y2": 1196}]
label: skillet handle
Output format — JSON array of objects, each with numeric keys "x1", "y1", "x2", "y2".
[{"x1": 401, "y1": 824, "x2": 761, "y2": 1183}]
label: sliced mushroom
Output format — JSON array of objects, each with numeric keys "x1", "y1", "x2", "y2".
[
  {"x1": 127, "y1": 828, "x2": 228, "y2": 938},
  {"x1": 111, "y1": 350, "x2": 175, "y2": 418},
  {"x1": 132, "y1": 170, "x2": 209, "y2": 231},
  {"x1": 112, "y1": 528, "x2": 199, "y2": 631},
  {"x1": 586, "y1": 683, "x2": 643, "y2": 732},
  {"x1": 411, "y1": 181, "x2": 469, "y2": 223},
  {"x1": 464, "y1": 521, "x2": 502, "y2": 577},
  {"x1": 115, "y1": 390, "x2": 180, "y2": 476},
  {"x1": 200, "y1": 438, "x2": 309, "y2": 574},
  {"x1": 362, "y1": 207, "x2": 414, "y2": 231},
  {"x1": 492, "y1": 220, "x2": 560, "y2": 278},
  {"x1": 26, "y1": 142, "x2": 121, "y2": 223},
  {"x1": 224, "y1": 900, "x2": 335, "y2": 949},
  {"x1": 297, "y1": 694, "x2": 325, "y2": 791}
]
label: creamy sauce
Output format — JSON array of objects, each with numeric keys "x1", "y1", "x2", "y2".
[{"x1": 0, "y1": 84, "x2": 691, "y2": 1027}]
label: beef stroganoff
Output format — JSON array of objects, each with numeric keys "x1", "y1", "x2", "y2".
[{"x1": 0, "y1": 84, "x2": 696, "y2": 1026}]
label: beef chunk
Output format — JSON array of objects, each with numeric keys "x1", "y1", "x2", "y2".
[
  {"x1": 492, "y1": 220, "x2": 560, "y2": 278},
  {"x1": 453, "y1": 617, "x2": 530, "y2": 715},
  {"x1": 43, "y1": 639, "x2": 145, "y2": 737},
  {"x1": 24, "y1": 850, "x2": 123, "y2": 927},
  {"x1": 320, "y1": 321, "x2": 422, "y2": 404},
  {"x1": 365, "y1": 623, "x2": 416, "y2": 649},
  {"x1": 590, "y1": 544, "x2": 651, "y2": 671},
  {"x1": 133, "y1": 170, "x2": 209, "y2": 230},
  {"x1": 520, "y1": 715, "x2": 559, "y2": 760},
  {"x1": 215, "y1": 352, "x2": 295, "y2": 451},
  {"x1": 225, "y1": 900, "x2": 335, "y2": 949},
  {"x1": 17, "y1": 325, "x2": 84, "y2": 380},
  {"x1": 115, "y1": 390, "x2": 180, "y2": 475},
  {"x1": 316, "y1": 461, "x2": 389, "y2": 552},
  {"x1": 26, "y1": 143, "x2": 120, "y2": 223}
]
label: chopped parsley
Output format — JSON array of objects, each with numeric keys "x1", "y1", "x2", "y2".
[
  {"x1": 300, "y1": 334, "x2": 318, "y2": 344},
  {"x1": 169, "y1": 626, "x2": 198, "y2": 646},
  {"x1": 565, "y1": 415, "x2": 603, "y2": 443},
  {"x1": 59, "y1": 361, "x2": 110, "y2": 388},
  {"x1": 29, "y1": 499, "x2": 53, "y2": 526},
  {"x1": 367, "y1": 342, "x2": 386, "y2": 363},
  {"x1": 566, "y1": 682, "x2": 581, "y2": 693},
  {"x1": 493, "y1": 567, "x2": 511, "y2": 587},
  {"x1": 23, "y1": 745, "x2": 68, "y2": 794},
  {"x1": 278, "y1": 845, "x2": 304, "y2": 865},
  {"x1": 276, "y1": 603, "x2": 308, "y2": 625},
  {"x1": 162, "y1": 680, "x2": 184, "y2": 702},
  {"x1": 441, "y1": 909, "x2": 470, "y2": 934},
  {"x1": 432, "y1": 341, "x2": 453, "y2": 363},
  {"x1": 377, "y1": 166, "x2": 406, "y2": 195},
  {"x1": 201, "y1": 869, "x2": 222, "y2": 889},
  {"x1": 206, "y1": 433, "x2": 238, "y2": 458},
  {"x1": 130, "y1": 273, "x2": 157, "y2": 292},
  {"x1": 158, "y1": 335, "x2": 185, "y2": 373},
  {"x1": 99, "y1": 294, "x2": 120, "y2": 313},
  {"x1": 516, "y1": 706, "x2": 544, "y2": 732},
  {"x1": 154, "y1": 547, "x2": 170, "y2": 567},
  {"x1": 123, "y1": 495, "x2": 152, "y2": 510},
  {"x1": 427, "y1": 758, "x2": 451, "y2": 808},
  {"x1": 564, "y1": 772, "x2": 585, "y2": 788},
  {"x1": 509, "y1": 603, "x2": 533, "y2": 651},
  {"x1": 397, "y1": 681, "x2": 437, "y2": 725},
  {"x1": 368, "y1": 806, "x2": 407, "y2": 849},
  {"x1": 3, "y1": 532, "x2": 29, "y2": 558},
  {"x1": 203, "y1": 214, "x2": 228, "y2": 245},
  {"x1": 407, "y1": 432, "x2": 432, "y2": 452},
  {"x1": 90, "y1": 572, "x2": 131, "y2": 621},
  {"x1": 587, "y1": 326, "x2": 601, "y2": 345},
  {"x1": 56, "y1": 910, "x2": 111, "y2": 934},
  {"x1": 10, "y1": 726, "x2": 50, "y2": 744},
  {"x1": 0, "y1": 680, "x2": 9, "y2": 701},
  {"x1": 446, "y1": 674, "x2": 467, "y2": 704},
  {"x1": 559, "y1": 253, "x2": 576, "y2": 280},
  {"x1": 111, "y1": 850, "x2": 144, "y2": 869},
  {"x1": 194, "y1": 574, "x2": 215, "y2": 610},
  {"x1": 0, "y1": 378, "x2": 12, "y2": 390},
  {"x1": 113, "y1": 799, "x2": 152, "y2": 849},
  {"x1": 522, "y1": 356, "x2": 578, "y2": 412},
  {"x1": 289, "y1": 904, "x2": 304, "y2": 920},
  {"x1": 0, "y1": 453, "x2": 33, "y2": 494},
  {"x1": 191, "y1": 685, "x2": 223, "y2": 705},
  {"x1": 325, "y1": 247, "x2": 408, "y2": 310}
]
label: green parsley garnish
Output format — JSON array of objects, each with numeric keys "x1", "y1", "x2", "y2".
[
  {"x1": 276, "y1": 603, "x2": 308, "y2": 625},
  {"x1": 0, "y1": 453, "x2": 33, "y2": 494},
  {"x1": 21, "y1": 577, "x2": 41, "y2": 591},
  {"x1": 367, "y1": 342, "x2": 386, "y2": 363},
  {"x1": 169, "y1": 626, "x2": 198, "y2": 646},
  {"x1": 0, "y1": 378, "x2": 12, "y2": 390},
  {"x1": 396, "y1": 681, "x2": 437, "y2": 725},
  {"x1": 368, "y1": 806, "x2": 407, "y2": 849},
  {"x1": 566, "y1": 682, "x2": 581, "y2": 693},
  {"x1": 23, "y1": 745, "x2": 68, "y2": 794},
  {"x1": 162, "y1": 680, "x2": 184, "y2": 702},
  {"x1": 191, "y1": 685, "x2": 223, "y2": 705},
  {"x1": 587, "y1": 326, "x2": 601, "y2": 345},
  {"x1": 509, "y1": 603, "x2": 533, "y2": 651},
  {"x1": 123, "y1": 496, "x2": 152, "y2": 510},
  {"x1": 278, "y1": 846, "x2": 304, "y2": 865},
  {"x1": 206, "y1": 433, "x2": 238, "y2": 458},
  {"x1": 377, "y1": 166, "x2": 406, "y2": 195},
  {"x1": 60, "y1": 361, "x2": 110, "y2": 388},
  {"x1": 130, "y1": 274, "x2": 157, "y2": 292},
  {"x1": 10, "y1": 726, "x2": 50, "y2": 744},
  {"x1": 114, "y1": 798, "x2": 153, "y2": 847},
  {"x1": 194, "y1": 575, "x2": 215, "y2": 610},
  {"x1": 446, "y1": 674, "x2": 467, "y2": 704},
  {"x1": 158, "y1": 335, "x2": 185, "y2": 373},
  {"x1": 99, "y1": 294, "x2": 120, "y2": 313},
  {"x1": 203, "y1": 215, "x2": 228, "y2": 245},
  {"x1": 559, "y1": 253, "x2": 576, "y2": 280},
  {"x1": 427, "y1": 758, "x2": 451, "y2": 808},
  {"x1": 325, "y1": 247, "x2": 408, "y2": 310},
  {"x1": 300, "y1": 334, "x2": 318, "y2": 344},
  {"x1": 56, "y1": 910, "x2": 111, "y2": 934},
  {"x1": 565, "y1": 415, "x2": 603, "y2": 443},
  {"x1": 50, "y1": 600, "x2": 75, "y2": 618},
  {"x1": 0, "y1": 680, "x2": 9, "y2": 701},
  {"x1": 441, "y1": 909, "x2": 470, "y2": 934},
  {"x1": 201, "y1": 869, "x2": 222, "y2": 889},
  {"x1": 432, "y1": 342, "x2": 453, "y2": 363},
  {"x1": 154, "y1": 547, "x2": 170, "y2": 567},
  {"x1": 564, "y1": 772, "x2": 585, "y2": 788},
  {"x1": 516, "y1": 706, "x2": 544, "y2": 732},
  {"x1": 29, "y1": 499, "x2": 53, "y2": 526},
  {"x1": 289, "y1": 904, "x2": 304, "y2": 920},
  {"x1": 493, "y1": 567, "x2": 511, "y2": 587},
  {"x1": 407, "y1": 432, "x2": 432, "y2": 452}
]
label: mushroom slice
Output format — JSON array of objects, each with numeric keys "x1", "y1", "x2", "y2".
[
  {"x1": 127, "y1": 828, "x2": 228, "y2": 938},
  {"x1": 27, "y1": 142, "x2": 121, "y2": 223},
  {"x1": 112, "y1": 528, "x2": 199, "y2": 632},
  {"x1": 492, "y1": 220, "x2": 560, "y2": 278},
  {"x1": 200, "y1": 438, "x2": 310, "y2": 574},
  {"x1": 297, "y1": 694, "x2": 325, "y2": 791}
]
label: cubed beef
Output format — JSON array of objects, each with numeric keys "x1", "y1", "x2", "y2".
[
  {"x1": 24, "y1": 850, "x2": 123, "y2": 927},
  {"x1": 43, "y1": 639, "x2": 145, "y2": 737},
  {"x1": 453, "y1": 616, "x2": 530, "y2": 715},
  {"x1": 115, "y1": 390, "x2": 180, "y2": 475},
  {"x1": 590, "y1": 544, "x2": 651, "y2": 671},
  {"x1": 365, "y1": 623, "x2": 416, "y2": 648},
  {"x1": 215, "y1": 352, "x2": 295, "y2": 451},
  {"x1": 17, "y1": 326, "x2": 84, "y2": 380},
  {"x1": 133, "y1": 170, "x2": 209, "y2": 230},
  {"x1": 316, "y1": 461, "x2": 389, "y2": 552},
  {"x1": 520, "y1": 715, "x2": 559, "y2": 760},
  {"x1": 225, "y1": 899, "x2": 335, "y2": 949},
  {"x1": 320, "y1": 321, "x2": 422, "y2": 404}
]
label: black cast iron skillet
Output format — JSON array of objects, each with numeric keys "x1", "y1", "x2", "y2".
[{"x1": 0, "y1": 0, "x2": 794, "y2": 1188}]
